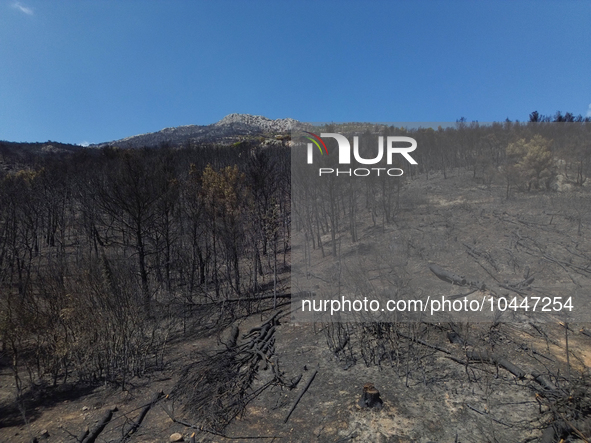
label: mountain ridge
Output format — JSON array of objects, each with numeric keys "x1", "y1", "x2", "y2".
[{"x1": 91, "y1": 113, "x2": 300, "y2": 149}]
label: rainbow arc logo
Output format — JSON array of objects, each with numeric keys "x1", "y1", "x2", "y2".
[{"x1": 303, "y1": 131, "x2": 328, "y2": 155}]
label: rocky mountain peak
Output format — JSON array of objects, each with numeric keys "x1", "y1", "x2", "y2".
[{"x1": 215, "y1": 114, "x2": 299, "y2": 132}]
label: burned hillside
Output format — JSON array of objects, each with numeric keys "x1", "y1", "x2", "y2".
[{"x1": 1, "y1": 120, "x2": 591, "y2": 442}]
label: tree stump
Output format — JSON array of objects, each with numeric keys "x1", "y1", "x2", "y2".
[{"x1": 358, "y1": 383, "x2": 383, "y2": 409}]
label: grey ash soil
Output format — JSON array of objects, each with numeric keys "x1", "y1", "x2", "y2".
[
  {"x1": 2, "y1": 169, "x2": 591, "y2": 442},
  {"x1": 220, "y1": 320, "x2": 589, "y2": 443},
  {"x1": 2, "y1": 316, "x2": 585, "y2": 442}
]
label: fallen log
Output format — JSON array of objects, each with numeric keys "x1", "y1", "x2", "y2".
[
  {"x1": 77, "y1": 427, "x2": 89, "y2": 443},
  {"x1": 428, "y1": 264, "x2": 485, "y2": 290},
  {"x1": 82, "y1": 407, "x2": 118, "y2": 443},
  {"x1": 118, "y1": 391, "x2": 164, "y2": 442},
  {"x1": 284, "y1": 370, "x2": 317, "y2": 423},
  {"x1": 466, "y1": 350, "x2": 525, "y2": 379},
  {"x1": 429, "y1": 264, "x2": 467, "y2": 286},
  {"x1": 446, "y1": 330, "x2": 526, "y2": 378},
  {"x1": 531, "y1": 371, "x2": 556, "y2": 392}
]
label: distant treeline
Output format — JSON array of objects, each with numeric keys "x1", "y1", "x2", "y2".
[{"x1": 527, "y1": 110, "x2": 590, "y2": 123}]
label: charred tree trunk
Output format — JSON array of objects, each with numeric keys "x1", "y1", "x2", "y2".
[{"x1": 358, "y1": 383, "x2": 383, "y2": 409}]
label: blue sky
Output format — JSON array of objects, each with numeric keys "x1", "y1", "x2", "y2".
[{"x1": 1, "y1": 1, "x2": 590, "y2": 145}]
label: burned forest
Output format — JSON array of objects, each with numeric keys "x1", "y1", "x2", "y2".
[{"x1": 1, "y1": 119, "x2": 591, "y2": 442}]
